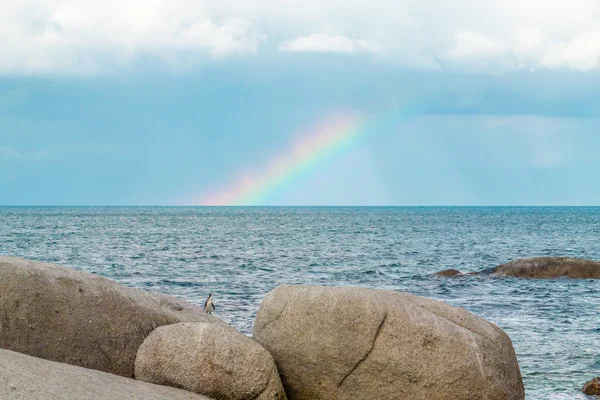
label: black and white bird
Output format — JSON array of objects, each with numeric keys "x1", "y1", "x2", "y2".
[{"x1": 204, "y1": 293, "x2": 215, "y2": 314}]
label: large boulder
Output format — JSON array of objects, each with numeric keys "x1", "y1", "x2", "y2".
[
  {"x1": 135, "y1": 322, "x2": 286, "y2": 400},
  {"x1": 486, "y1": 257, "x2": 600, "y2": 279},
  {"x1": 254, "y1": 285, "x2": 524, "y2": 400},
  {"x1": 0, "y1": 348, "x2": 212, "y2": 400},
  {"x1": 0, "y1": 256, "x2": 225, "y2": 377},
  {"x1": 583, "y1": 377, "x2": 600, "y2": 396}
]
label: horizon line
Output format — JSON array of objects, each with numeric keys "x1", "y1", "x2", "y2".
[{"x1": 1, "y1": 205, "x2": 599, "y2": 208}]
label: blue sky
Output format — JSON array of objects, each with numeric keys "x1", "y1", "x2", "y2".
[{"x1": 1, "y1": 0, "x2": 600, "y2": 205}]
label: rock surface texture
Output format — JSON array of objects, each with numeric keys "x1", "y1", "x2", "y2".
[
  {"x1": 486, "y1": 257, "x2": 600, "y2": 279},
  {"x1": 254, "y1": 285, "x2": 524, "y2": 400},
  {"x1": 583, "y1": 377, "x2": 600, "y2": 396},
  {"x1": 0, "y1": 349, "x2": 212, "y2": 400},
  {"x1": 135, "y1": 322, "x2": 286, "y2": 400},
  {"x1": 433, "y1": 269, "x2": 464, "y2": 277},
  {"x1": 0, "y1": 256, "x2": 224, "y2": 377}
]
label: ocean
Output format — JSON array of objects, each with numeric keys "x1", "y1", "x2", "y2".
[{"x1": 1, "y1": 206, "x2": 598, "y2": 399}]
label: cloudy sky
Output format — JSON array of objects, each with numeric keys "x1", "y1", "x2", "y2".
[{"x1": 1, "y1": 0, "x2": 600, "y2": 205}]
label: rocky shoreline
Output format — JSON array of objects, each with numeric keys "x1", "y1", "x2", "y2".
[{"x1": 0, "y1": 255, "x2": 597, "y2": 399}]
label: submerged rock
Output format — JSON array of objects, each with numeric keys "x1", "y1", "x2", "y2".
[
  {"x1": 435, "y1": 257, "x2": 600, "y2": 279},
  {"x1": 486, "y1": 257, "x2": 600, "y2": 279},
  {"x1": 0, "y1": 348, "x2": 211, "y2": 400},
  {"x1": 253, "y1": 285, "x2": 524, "y2": 400},
  {"x1": 433, "y1": 268, "x2": 463, "y2": 277},
  {"x1": 0, "y1": 256, "x2": 225, "y2": 378},
  {"x1": 583, "y1": 377, "x2": 600, "y2": 396},
  {"x1": 135, "y1": 322, "x2": 286, "y2": 400}
]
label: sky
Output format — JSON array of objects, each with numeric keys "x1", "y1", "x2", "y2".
[{"x1": 1, "y1": 0, "x2": 600, "y2": 206}]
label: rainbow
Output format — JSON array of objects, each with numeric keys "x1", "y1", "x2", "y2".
[{"x1": 198, "y1": 106, "x2": 411, "y2": 205}]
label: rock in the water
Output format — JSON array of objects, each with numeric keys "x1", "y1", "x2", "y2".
[
  {"x1": 0, "y1": 256, "x2": 225, "y2": 378},
  {"x1": 487, "y1": 257, "x2": 600, "y2": 279},
  {"x1": 0, "y1": 348, "x2": 212, "y2": 400},
  {"x1": 433, "y1": 269, "x2": 463, "y2": 277},
  {"x1": 135, "y1": 322, "x2": 286, "y2": 400},
  {"x1": 583, "y1": 377, "x2": 600, "y2": 396},
  {"x1": 254, "y1": 285, "x2": 524, "y2": 400}
]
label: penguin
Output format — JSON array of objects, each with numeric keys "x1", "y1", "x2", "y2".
[{"x1": 204, "y1": 293, "x2": 215, "y2": 314}]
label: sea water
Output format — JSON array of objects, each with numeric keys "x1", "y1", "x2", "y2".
[{"x1": 0, "y1": 206, "x2": 598, "y2": 399}]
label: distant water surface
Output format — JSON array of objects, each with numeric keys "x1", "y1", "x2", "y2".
[{"x1": 1, "y1": 206, "x2": 599, "y2": 399}]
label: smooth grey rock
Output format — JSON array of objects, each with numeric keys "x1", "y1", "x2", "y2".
[
  {"x1": 0, "y1": 256, "x2": 225, "y2": 377},
  {"x1": 254, "y1": 285, "x2": 524, "y2": 400},
  {"x1": 135, "y1": 322, "x2": 286, "y2": 400},
  {"x1": 0, "y1": 348, "x2": 212, "y2": 400}
]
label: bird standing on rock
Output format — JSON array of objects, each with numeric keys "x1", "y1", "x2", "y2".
[{"x1": 204, "y1": 293, "x2": 215, "y2": 314}]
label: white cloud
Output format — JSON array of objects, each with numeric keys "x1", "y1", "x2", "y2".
[
  {"x1": 447, "y1": 31, "x2": 510, "y2": 70},
  {"x1": 1, "y1": 0, "x2": 600, "y2": 74},
  {"x1": 449, "y1": 31, "x2": 507, "y2": 59},
  {"x1": 446, "y1": 29, "x2": 600, "y2": 72},
  {"x1": 279, "y1": 34, "x2": 381, "y2": 54},
  {"x1": 514, "y1": 28, "x2": 545, "y2": 55},
  {"x1": 0, "y1": 0, "x2": 264, "y2": 75},
  {"x1": 541, "y1": 32, "x2": 600, "y2": 70}
]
